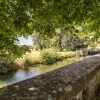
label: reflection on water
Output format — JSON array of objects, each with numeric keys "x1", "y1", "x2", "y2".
[
  {"x1": 0, "y1": 56, "x2": 88, "y2": 88},
  {"x1": 0, "y1": 68, "x2": 41, "y2": 88}
]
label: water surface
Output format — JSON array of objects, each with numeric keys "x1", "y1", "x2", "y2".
[{"x1": 0, "y1": 56, "x2": 90, "y2": 88}]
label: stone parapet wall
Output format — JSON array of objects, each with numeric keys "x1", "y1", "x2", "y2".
[{"x1": 0, "y1": 56, "x2": 100, "y2": 100}]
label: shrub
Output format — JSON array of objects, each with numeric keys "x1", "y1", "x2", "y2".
[
  {"x1": 23, "y1": 56, "x2": 40, "y2": 67},
  {"x1": 39, "y1": 49, "x2": 58, "y2": 64},
  {"x1": 0, "y1": 59, "x2": 11, "y2": 74},
  {"x1": 23, "y1": 57, "x2": 33, "y2": 67},
  {"x1": 16, "y1": 49, "x2": 77, "y2": 67}
]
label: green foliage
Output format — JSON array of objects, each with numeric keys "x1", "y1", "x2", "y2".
[
  {"x1": 0, "y1": 0, "x2": 100, "y2": 64},
  {"x1": 16, "y1": 50, "x2": 77, "y2": 68},
  {"x1": 0, "y1": 45, "x2": 29, "y2": 73},
  {"x1": 57, "y1": 52, "x2": 76, "y2": 60},
  {"x1": 0, "y1": 0, "x2": 99, "y2": 36},
  {"x1": 23, "y1": 57, "x2": 33, "y2": 67},
  {"x1": 32, "y1": 33, "x2": 50, "y2": 50},
  {"x1": 0, "y1": 57, "x2": 19, "y2": 74},
  {"x1": 0, "y1": 59, "x2": 11, "y2": 74},
  {"x1": 23, "y1": 57, "x2": 40, "y2": 67},
  {"x1": 33, "y1": 29, "x2": 85, "y2": 51},
  {"x1": 39, "y1": 49, "x2": 58, "y2": 64}
]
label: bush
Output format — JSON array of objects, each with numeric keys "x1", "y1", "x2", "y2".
[
  {"x1": 0, "y1": 59, "x2": 11, "y2": 74},
  {"x1": 39, "y1": 49, "x2": 58, "y2": 64},
  {"x1": 23, "y1": 56, "x2": 40, "y2": 67},
  {"x1": 23, "y1": 57, "x2": 33, "y2": 67},
  {"x1": 16, "y1": 49, "x2": 77, "y2": 67}
]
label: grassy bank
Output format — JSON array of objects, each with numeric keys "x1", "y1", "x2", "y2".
[
  {"x1": 0, "y1": 49, "x2": 77, "y2": 74},
  {"x1": 16, "y1": 49, "x2": 77, "y2": 69}
]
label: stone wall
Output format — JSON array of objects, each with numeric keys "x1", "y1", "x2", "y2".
[{"x1": 0, "y1": 56, "x2": 100, "y2": 100}]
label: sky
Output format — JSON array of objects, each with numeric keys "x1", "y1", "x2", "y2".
[{"x1": 18, "y1": 35, "x2": 33, "y2": 46}]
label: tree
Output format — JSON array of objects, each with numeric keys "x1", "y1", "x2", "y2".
[
  {"x1": 32, "y1": 29, "x2": 85, "y2": 51},
  {"x1": 32, "y1": 32, "x2": 50, "y2": 50},
  {"x1": 0, "y1": 0, "x2": 100, "y2": 58}
]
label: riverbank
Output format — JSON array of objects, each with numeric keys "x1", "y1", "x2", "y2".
[
  {"x1": 0, "y1": 53, "x2": 99, "y2": 88},
  {"x1": 0, "y1": 56, "x2": 83, "y2": 88},
  {"x1": 0, "y1": 49, "x2": 77, "y2": 74},
  {"x1": 16, "y1": 49, "x2": 77, "y2": 68},
  {"x1": 1, "y1": 56, "x2": 100, "y2": 99}
]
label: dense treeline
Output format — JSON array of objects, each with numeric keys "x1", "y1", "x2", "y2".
[{"x1": 32, "y1": 29, "x2": 86, "y2": 51}]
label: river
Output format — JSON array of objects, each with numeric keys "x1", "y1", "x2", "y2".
[{"x1": 0, "y1": 55, "x2": 95, "y2": 88}]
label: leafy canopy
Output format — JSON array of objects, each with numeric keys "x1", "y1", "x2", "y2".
[{"x1": 0, "y1": 0, "x2": 100, "y2": 58}]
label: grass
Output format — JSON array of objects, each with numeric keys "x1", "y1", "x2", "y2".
[
  {"x1": 57, "y1": 51, "x2": 76, "y2": 59},
  {"x1": 0, "y1": 49, "x2": 78, "y2": 74},
  {"x1": 15, "y1": 51, "x2": 40, "y2": 68},
  {"x1": 15, "y1": 49, "x2": 77, "y2": 68}
]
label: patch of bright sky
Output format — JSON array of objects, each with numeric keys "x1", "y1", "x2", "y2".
[{"x1": 18, "y1": 35, "x2": 33, "y2": 46}]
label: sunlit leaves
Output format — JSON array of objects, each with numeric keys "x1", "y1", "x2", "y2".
[{"x1": 0, "y1": 0, "x2": 100, "y2": 59}]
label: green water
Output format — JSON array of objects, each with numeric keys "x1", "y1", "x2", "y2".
[{"x1": 0, "y1": 56, "x2": 88, "y2": 88}]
